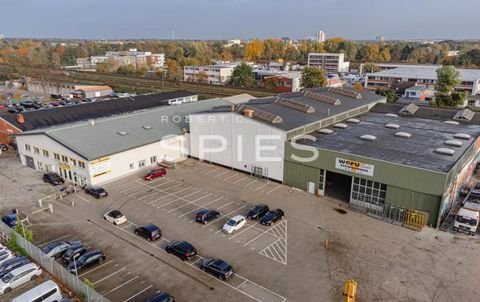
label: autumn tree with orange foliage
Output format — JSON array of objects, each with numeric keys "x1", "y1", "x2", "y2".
[{"x1": 245, "y1": 40, "x2": 264, "y2": 61}]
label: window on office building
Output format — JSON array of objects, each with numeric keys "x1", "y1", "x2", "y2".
[
  {"x1": 70, "y1": 158, "x2": 77, "y2": 166},
  {"x1": 130, "y1": 163, "x2": 134, "y2": 169},
  {"x1": 61, "y1": 155, "x2": 68, "y2": 163},
  {"x1": 25, "y1": 144, "x2": 31, "y2": 151},
  {"x1": 33, "y1": 147, "x2": 40, "y2": 154},
  {"x1": 150, "y1": 156, "x2": 157, "y2": 164},
  {"x1": 54, "y1": 153, "x2": 60, "y2": 160},
  {"x1": 78, "y1": 161, "x2": 86, "y2": 169},
  {"x1": 42, "y1": 150, "x2": 49, "y2": 157},
  {"x1": 138, "y1": 160, "x2": 146, "y2": 168}
]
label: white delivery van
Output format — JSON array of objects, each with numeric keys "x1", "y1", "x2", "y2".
[
  {"x1": 11, "y1": 280, "x2": 62, "y2": 302},
  {"x1": 453, "y1": 202, "x2": 480, "y2": 235}
]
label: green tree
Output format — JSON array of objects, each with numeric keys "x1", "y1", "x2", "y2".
[
  {"x1": 7, "y1": 222, "x2": 33, "y2": 256},
  {"x1": 434, "y1": 66, "x2": 466, "y2": 107},
  {"x1": 230, "y1": 63, "x2": 254, "y2": 87},
  {"x1": 375, "y1": 88, "x2": 398, "y2": 103},
  {"x1": 363, "y1": 62, "x2": 379, "y2": 73},
  {"x1": 301, "y1": 67, "x2": 327, "y2": 89}
]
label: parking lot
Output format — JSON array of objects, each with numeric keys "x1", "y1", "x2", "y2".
[{"x1": 3, "y1": 156, "x2": 480, "y2": 302}]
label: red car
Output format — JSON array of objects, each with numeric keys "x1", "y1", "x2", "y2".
[{"x1": 144, "y1": 168, "x2": 167, "y2": 180}]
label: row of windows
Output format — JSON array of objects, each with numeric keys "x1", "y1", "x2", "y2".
[
  {"x1": 129, "y1": 156, "x2": 158, "y2": 170},
  {"x1": 24, "y1": 144, "x2": 86, "y2": 169}
]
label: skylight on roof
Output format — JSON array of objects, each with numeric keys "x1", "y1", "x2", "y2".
[
  {"x1": 453, "y1": 133, "x2": 471, "y2": 140},
  {"x1": 435, "y1": 148, "x2": 455, "y2": 156},
  {"x1": 444, "y1": 121, "x2": 460, "y2": 125},
  {"x1": 117, "y1": 131, "x2": 128, "y2": 136},
  {"x1": 346, "y1": 118, "x2": 360, "y2": 124},
  {"x1": 360, "y1": 134, "x2": 377, "y2": 141},
  {"x1": 143, "y1": 125, "x2": 152, "y2": 130},
  {"x1": 385, "y1": 113, "x2": 398, "y2": 117},
  {"x1": 444, "y1": 140, "x2": 463, "y2": 147},
  {"x1": 394, "y1": 132, "x2": 411, "y2": 138},
  {"x1": 385, "y1": 123, "x2": 400, "y2": 129},
  {"x1": 333, "y1": 123, "x2": 348, "y2": 129},
  {"x1": 318, "y1": 129, "x2": 334, "y2": 134}
]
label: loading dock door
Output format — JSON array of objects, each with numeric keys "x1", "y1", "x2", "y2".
[{"x1": 25, "y1": 156, "x2": 35, "y2": 169}]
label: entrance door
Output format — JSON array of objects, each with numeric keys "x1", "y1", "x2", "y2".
[
  {"x1": 25, "y1": 156, "x2": 35, "y2": 169},
  {"x1": 318, "y1": 169, "x2": 326, "y2": 196},
  {"x1": 307, "y1": 181, "x2": 316, "y2": 194}
]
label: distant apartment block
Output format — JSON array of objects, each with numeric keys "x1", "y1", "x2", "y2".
[
  {"x1": 315, "y1": 31, "x2": 326, "y2": 43},
  {"x1": 183, "y1": 63, "x2": 241, "y2": 85},
  {"x1": 307, "y1": 53, "x2": 350, "y2": 73},
  {"x1": 365, "y1": 66, "x2": 480, "y2": 95},
  {"x1": 76, "y1": 48, "x2": 165, "y2": 70}
]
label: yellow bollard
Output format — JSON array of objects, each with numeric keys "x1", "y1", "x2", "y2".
[{"x1": 343, "y1": 279, "x2": 357, "y2": 302}]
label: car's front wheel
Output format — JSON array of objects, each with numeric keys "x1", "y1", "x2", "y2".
[
  {"x1": 31, "y1": 274, "x2": 38, "y2": 281},
  {"x1": 3, "y1": 287, "x2": 11, "y2": 294}
]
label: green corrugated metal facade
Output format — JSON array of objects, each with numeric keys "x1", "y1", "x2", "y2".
[{"x1": 283, "y1": 142, "x2": 479, "y2": 227}]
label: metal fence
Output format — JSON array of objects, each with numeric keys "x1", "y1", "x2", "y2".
[{"x1": 0, "y1": 221, "x2": 110, "y2": 302}]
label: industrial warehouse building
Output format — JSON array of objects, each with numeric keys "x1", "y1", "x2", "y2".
[
  {"x1": 15, "y1": 99, "x2": 229, "y2": 186},
  {"x1": 190, "y1": 88, "x2": 387, "y2": 181},
  {"x1": 285, "y1": 104, "x2": 480, "y2": 227}
]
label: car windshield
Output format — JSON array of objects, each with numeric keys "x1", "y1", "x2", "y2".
[
  {"x1": 456, "y1": 216, "x2": 478, "y2": 226},
  {"x1": 226, "y1": 219, "x2": 236, "y2": 226},
  {"x1": 110, "y1": 211, "x2": 122, "y2": 218},
  {"x1": 2, "y1": 272, "x2": 13, "y2": 283}
]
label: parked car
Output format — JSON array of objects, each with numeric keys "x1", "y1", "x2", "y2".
[
  {"x1": 2, "y1": 213, "x2": 17, "y2": 228},
  {"x1": 85, "y1": 187, "x2": 108, "y2": 198},
  {"x1": 0, "y1": 251, "x2": 15, "y2": 266},
  {"x1": 0, "y1": 257, "x2": 30, "y2": 278},
  {"x1": 62, "y1": 244, "x2": 87, "y2": 265},
  {"x1": 104, "y1": 210, "x2": 127, "y2": 225},
  {"x1": 260, "y1": 209, "x2": 285, "y2": 226},
  {"x1": 222, "y1": 215, "x2": 246, "y2": 234},
  {"x1": 135, "y1": 224, "x2": 162, "y2": 241},
  {"x1": 147, "y1": 292, "x2": 175, "y2": 302},
  {"x1": 165, "y1": 241, "x2": 197, "y2": 260},
  {"x1": 195, "y1": 210, "x2": 220, "y2": 224},
  {"x1": 7, "y1": 108, "x2": 17, "y2": 113},
  {"x1": 11, "y1": 279, "x2": 62, "y2": 302},
  {"x1": 0, "y1": 263, "x2": 42, "y2": 294},
  {"x1": 144, "y1": 168, "x2": 167, "y2": 180},
  {"x1": 247, "y1": 204, "x2": 269, "y2": 220},
  {"x1": 43, "y1": 172, "x2": 64, "y2": 185},
  {"x1": 200, "y1": 258, "x2": 235, "y2": 280},
  {"x1": 68, "y1": 250, "x2": 105, "y2": 274},
  {"x1": 0, "y1": 144, "x2": 8, "y2": 152},
  {"x1": 42, "y1": 240, "x2": 80, "y2": 259}
]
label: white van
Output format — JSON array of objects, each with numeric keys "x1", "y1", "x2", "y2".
[
  {"x1": 11, "y1": 280, "x2": 62, "y2": 302},
  {"x1": 0, "y1": 263, "x2": 42, "y2": 294}
]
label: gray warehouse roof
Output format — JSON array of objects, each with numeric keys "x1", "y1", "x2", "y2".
[
  {"x1": 21, "y1": 99, "x2": 230, "y2": 160},
  {"x1": 298, "y1": 109, "x2": 480, "y2": 173}
]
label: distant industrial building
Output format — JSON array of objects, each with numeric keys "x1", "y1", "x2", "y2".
[
  {"x1": 365, "y1": 66, "x2": 480, "y2": 95},
  {"x1": 26, "y1": 80, "x2": 113, "y2": 98},
  {"x1": 75, "y1": 48, "x2": 165, "y2": 70},
  {"x1": 183, "y1": 63, "x2": 242, "y2": 85},
  {"x1": 307, "y1": 53, "x2": 350, "y2": 73}
]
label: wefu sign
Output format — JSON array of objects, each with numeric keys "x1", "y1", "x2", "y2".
[{"x1": 335, "y1": 158, "x2": 374, "y2": 177}]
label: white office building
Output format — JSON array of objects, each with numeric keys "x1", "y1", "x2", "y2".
[
  {"x1": 183, "y1": 63, "x2": 241, "y2": 85},
  {"x1": 307, "y1": 53, "x2": 350, "y2": 73}
]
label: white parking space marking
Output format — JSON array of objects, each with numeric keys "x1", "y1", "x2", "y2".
[
  {"x1": 228, "y1": 222, "x2": 260, "y2": 240},
  {"x1": 266, "y1": 185, "x2": 281, "y2": 195},
  {"x1": 254, "y1": 182, "x2": 270, "y2": 191},
  {"x1": 179, "y1": 197, "x2": 223, "y2": 217},
  {"x1": 224, "y1": 173, "x2": 240, "y2": 181},
  {"x1": 111, "y1": 182, "x2": 134, "y2": 190},
  {"x1": 234, "y1": 176, "x2": 249, "y2": 184},
  {"x1": 214, "y1": 170, "x2": 232, "y2": 178},
  {"x1": 151, "y1": 180, "x2": 176, "y2": 188},
  {"x1": 78, "y1": 260, "x2": 114, "y2": 277},
  {"x1": 103, "y1": 275, "x2": 139, "y2": 296},
  {"x1": 74, "y1": 194, "x2": 91, "y2": 203},
  {"x1": 37, "y1": 234, "x2": 72, "y2": 247},
  {"x1": 167, "y1": 193, "x2": 212, "y2": 213},
  {"x1": 215, "y1": 200, "x2": 235, "y2": 210},
  {"x1": 259, "y1": 221, "x2": 288, "y2": 265},
  {"x1": 244, "y1": 179, "x2": 258, "y2": 187},
  {"x1": 123, "y1": 285, "x2": 153, "y2": 302},
  {"x1": 145, "y1": 186, "x2": 191, "y2": 205},
  {"x1": 93, "y1": 267, "x2": 126, "y2": 285},
  {"x1": 205, "y1": 167, "x2": 222, "y2": 176}
]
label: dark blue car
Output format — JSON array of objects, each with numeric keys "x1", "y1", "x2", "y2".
[{"x1": 2, "y1": 213, "x2": 17, "y2": 228}]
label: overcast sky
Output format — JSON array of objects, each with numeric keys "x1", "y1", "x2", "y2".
[{"x1": 0, "y1": 0, "x2": 477, "y2": 40}]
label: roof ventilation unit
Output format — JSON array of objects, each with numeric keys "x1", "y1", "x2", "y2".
[
  {"x1": 444, "y1": 140, "x2": 463, "y2": 147},
  {"x1": 360, "y1": 134, "x2": 377, "y2": 141},
  {"x1": 394, "y1": 132, "x2": 411, "y2": 138},
  {"x1": 435, "y1": 148, "x2": 455, "y2": 156},
  {"x1": 318, "y1": 129, "x2": 334, "y2": 134},
  {"x1": 304, "y1": 91, "x2": 341, "y2": 105},
  {"x1": 346, "y1": 118, "x2": 360, "y2": 124},
  {"x1": 117, "y1": 131, "x2": 128, "y2": 136},
  {"x1": 444, "y1": 120, "x2": 460, "y2": 125},
  {"x1": 399, "y1": 103, "x2": 419, "y2": 115},
  {"x1": 143, "y1": 126, "x2": 152, "y2": 130},
  {"x1": 327, "y1": 87, "x2": 362, "y2": 99},
  {"x1": 453, "y1": 133, "x2": 472, "y2": 140},
  {"x1": 385, "y1": 113, "x2": 398, "y2": 117},
  {"x1": 453, "y1": 109, "x2": 474, "y2": 121},
  {"x1": 333, "y1": 123, "x2": 349, "y2": 129},
  {"x1": 385, "y1": 123, "x2": 400, "y2": 129},
  {"x1": 274, "y1": 97, "x2": 315, "y2": 113}
]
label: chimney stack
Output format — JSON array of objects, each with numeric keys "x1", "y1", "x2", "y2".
[{"x1": 16, "y1": 114, "x2": 25, "y2": 124}]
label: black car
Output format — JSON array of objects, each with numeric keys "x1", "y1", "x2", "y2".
[
  {"x1": 68, "y1": 250, "x2": 105, "y2": 274},
  {"x1": 85, "y1": 187, "x2": 108, "y2": 199},
  {"x1": 0, "y1": 256, "x2": 30, "y2": 278},
  {"x1": 195, "y1": 210, "x2": 220, "y2": 224},
  {"x1": 200, "y1": 258, "x2": 235, "y2": 280},
  {"x1": 165, "y1": 241, "x2": 197, "y2": 260},
  {"x1": 62, "y1": 244, "x2": 87, "y2": 265},
  {"x1": 247, "y1": 204, "x2": 269, "y2": 220},
  {"x1": 260, "y1": 209, "x2": 285, "y2": 226},
  {"x1": 7, "y1": 107, "x2": 17, "y2": 113},
  {"x1": 135, "y1": 224, "x2": 162, "y2": 241},
  {"x1": 0, "y1": 144, "x2": 8, "y2": 151},
  {"x1": 43, "y1": 172, "x2": 64, "y2": 185},
  {"x1": 2, "y1": 213, "x2": 17, "y2": 228},
  {"x1": 147, "y1": 292, "x2": 175, "y2": 302}
]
